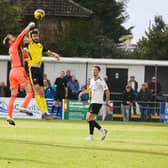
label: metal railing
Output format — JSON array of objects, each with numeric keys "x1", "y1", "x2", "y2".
[{"x1": 110, "y1": 100, "x2": 161, "y2": 121}]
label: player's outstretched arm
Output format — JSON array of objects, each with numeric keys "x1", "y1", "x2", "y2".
[
  {"x1": 25, "y1": 22, "x2": 36, "y2": 31},
  {"x1": 47, "y1": 50, "x2": 60, "y2": 61},
  {"x1": 15, "y1": 22, "x2": 35, "y2": 46}
]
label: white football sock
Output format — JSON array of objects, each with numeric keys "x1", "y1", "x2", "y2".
[{"x1": 100, "y1": 128, "x2": 105, "y2": 133}]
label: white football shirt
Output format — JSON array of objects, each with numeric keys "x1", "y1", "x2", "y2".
[{"x1": 90, "y1": 77, "x2": 108, "y2": 104}]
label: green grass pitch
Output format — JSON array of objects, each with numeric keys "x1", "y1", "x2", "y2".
[{"x1": 0, "y1": 119, "x2": 168, "y2": 168}]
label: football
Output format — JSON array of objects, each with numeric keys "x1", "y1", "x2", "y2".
[{"x1": 34, "y1": 9, "x2": 45, "y2": 21}]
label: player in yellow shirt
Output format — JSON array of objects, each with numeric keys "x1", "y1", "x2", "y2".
[{"x1": 25, "y1": 29, "x2": 60, "y2": 119}]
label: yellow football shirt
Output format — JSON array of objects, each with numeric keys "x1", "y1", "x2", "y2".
[{"x1": 28, "y1": 41, "x2": 48, "y2": 66}]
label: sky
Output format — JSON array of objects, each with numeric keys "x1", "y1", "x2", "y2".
[{"x1": 124, "y1": 0, "x2": 168, "y2": 43}]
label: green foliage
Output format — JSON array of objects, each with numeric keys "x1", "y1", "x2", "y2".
[
  {"x1": 0, "y1": 0, "x2": 131, "y2": 59},
  {"x1": 135, "y1": 16, "x2": 168, "y2": 60},
  {"x1": 75, "y1": 0, "x2": 131, "y2": 42},
  {"x1": 56, "y1": 0, "x2": 132, "y2": 58},
  {"x1": 0, "y1": 0, "x2": 22, "y2": 54},
  {"x1": 56, "y1": 19, "x2": 97, "y2": 57},
  {"x1": 56, "y1": 19, "x2": 130, "y2": 58}
]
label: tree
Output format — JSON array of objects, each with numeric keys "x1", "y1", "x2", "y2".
[
  {"x1": 0, "y1": 0, "x2": 22, "y2": 54},
  {"x1": 55, "y1": 0, "x2": 132, "y2": 58},
  {"x1": 0, "y1": 0, "x2": 132, "y2": 59},
  {"x1": 135, "y1": 16, "x2": 168, "y2": 60},
  {"x1": 74, "y1": 0, "x2": 132, "y2": 42},
  {"x1": 55, "y1": 18, "x2": 130, "y2": 58}
]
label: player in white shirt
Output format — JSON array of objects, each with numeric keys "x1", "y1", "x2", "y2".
[{"x1": 79, "y1": 65, "x2": 110, "y2": 141}]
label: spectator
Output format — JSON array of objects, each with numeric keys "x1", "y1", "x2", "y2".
[
  {"x1": 144, "y1": 82, "x2": 154, "y2": 118},
  {"x1": 129, "y1": 76, "x2": 138, "y2": 115},
  {"x1": 84, "y1": 78, "x2": 91, "y2": 101},
  {"x1": 51, "y1": 71, "x2": 68, "y2": 116},
  {"x1": 44, "y1": 79, "x2": 56, "y2": 98},
  {"x1": 65, "y1": 69, "x2": 72, "y2": 83},
  {"x1": 148, "y1": 76, "x2": 162, "y2": 95},
  {"x1": 148, "y1": 76, "x2": 162, "y2": 116},
  {"x1": 144, "y1": 82, "x2": 151, "y2": 93},
  {"x1": 121, "y1": 85, "x2": 135, "y2": 121},
  {"x1": 137, "y1": 84, "x2": 152, "y2": 121},
  {"x1": 43, "y1": 73, "x2": 51, "y2": 88},
  {"x1": 101, "y1": 104, "x2": 109, "y2": 121},
  {"x1": 129, "y1": 76, "x2": 138, "y2": 92},
  {"x1": 101, "y1": 76, "x2": 110, "y2": 121},
  {"x1": 0, "y1": 81, "x2": 8, "y2": 97},
  {"x1": 104, "y1": 76, "x2": 110, "y2": 88},
  {"x1": 68, "y1": 75, "x2": 79, "y2": 99},
  {"x1": 148, "y1": 77, "x2": 162, "y2": 116}
]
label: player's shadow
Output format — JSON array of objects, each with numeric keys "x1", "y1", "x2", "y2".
[
  {"x1": 1, "y1": 138, "x2": 168, "y2": 157},
  {"x1": 0, "y1": 156, "x2": 54, "y2": 165},
  {"x1": 113, "y1": 140, "x2": 168, "y2": 147}
]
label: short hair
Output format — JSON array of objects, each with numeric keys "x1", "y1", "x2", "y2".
[
  {"x1": 93, "y1": 65, "x2": 101, "y2": 72},
  {"x1": 152, "y1": 76, "x2": 156, "y2": 80},
  {"x1": 66, "y1": 69, "x2": 71, "y2": 73},
  {"x1": 30, "y1": 29, "x2": 39, "y2": 37}
]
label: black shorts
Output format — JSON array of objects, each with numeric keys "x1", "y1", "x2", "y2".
[
  {"x1": 88, "y1": 103, "x2": 102, "y2": 115},
  {"x1": 54, "y1": 91, "x2": 65, "y2": 101},
  {"x1": 30, "y1": 67, "x2": 44, "y2": 86}
]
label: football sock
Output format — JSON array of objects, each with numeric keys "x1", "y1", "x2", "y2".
[
  {"x1": 22, "y1": 91, "x2": 33, "y2": 108},
  {"x1": 57, "y1": 107, "x2": 60, "y2": 116},
  {"x1": 89, "y1": 120, "x2": 95, "y2": 135},
  {"x1": 51, "y1": 105, "x2": 55, "y2": 113},
  {"x1": 92, "y1": 120, "x2": 101, "y2": 130},
  {"x1": 100, "y1": 128, "x2": 105, "y2": 133},
  {"x1": 89, "y1": 135, "x2": 94, "y2": 139},
  {"x1": 41, "y1": 97, "x2": 48, "y2": 113},
  {"x1": 8, "y1": 95, "x2": 16, "y2": 118},
  {"x1": 35, "y1": 95, "x2": 42, "y2": 111}
]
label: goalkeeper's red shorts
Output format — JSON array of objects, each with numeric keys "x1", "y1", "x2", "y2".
[{"x1": 9, "y1": 67, "x2": 30, "y2": 90}]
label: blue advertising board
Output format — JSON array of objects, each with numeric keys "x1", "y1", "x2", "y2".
[
  {"x1": 0, "y1": 98, "x2": 63, "y2": 119},
  {"x1": 46, "y1": 99, "x2": 63, "y2": 119},
  {"x1": 160, "y1": 102, "x2": 168, "y2": 122}
]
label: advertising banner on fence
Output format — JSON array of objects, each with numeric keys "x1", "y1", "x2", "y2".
[
  {"x1": 63, "y1": 100, "x2": 113, "y2": 120},
  {"x1": 46, "y1": 99, "x2": 63, "y2": 119},
  {"x1": 0, "y1": 98, "x2": 41, "y2": 119},
  {"x1": 160, "y1": 102, "x2": 168, "y2": 122},
  {"x1": 64, "y1": 100, "x2": 89, "y2": 120},
  {"x1": 0, "y1": 98, "x2": 111, "y2": 120}
]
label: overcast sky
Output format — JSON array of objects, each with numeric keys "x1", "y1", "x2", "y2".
[{"x1": 124, "y1": 0, "x2": 168, "y2": 43}]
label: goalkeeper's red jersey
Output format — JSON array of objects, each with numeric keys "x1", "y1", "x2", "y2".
[{"x1": 9, "y1": 29, "x2": 28, "y2": 68}]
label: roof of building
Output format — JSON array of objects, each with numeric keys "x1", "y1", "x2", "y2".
[
  {"x1": 1, "y1": 55, "x2": 168, "y2": 67},
  {"x1": 20, "y1": 0, "x2": 93, "y2": 18}
]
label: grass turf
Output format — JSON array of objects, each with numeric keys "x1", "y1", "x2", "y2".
[{"x1": 0, "y1": 119, "x2": 168, "y2": 168}]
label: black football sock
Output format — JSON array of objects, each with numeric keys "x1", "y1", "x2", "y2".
[
  {"x1": 57, "y1": 107, "x2": 60, "y2": 116},
  {"x1": 89, "y1": 120, "x2": 94, "y2": 135},
  {"x1": 92, "y1": 120, "x2": 101, "y2": 130},
  {"x1": 51, "y1": 105, "x2": 55, "y2": 113}
]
